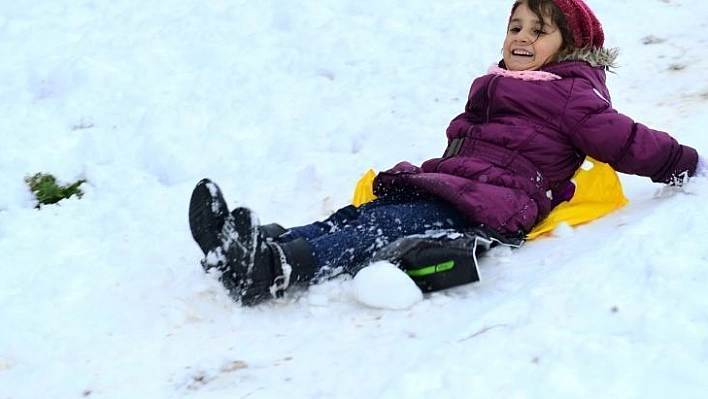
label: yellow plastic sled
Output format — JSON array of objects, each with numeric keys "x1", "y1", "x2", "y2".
[{"x1": 351, "y1": 158, "x2": 629, "y2": 240}]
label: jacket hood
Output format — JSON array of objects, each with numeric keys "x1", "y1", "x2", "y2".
[{"x1": 558, "y1": 47, "x2": 620, "y2": 70}]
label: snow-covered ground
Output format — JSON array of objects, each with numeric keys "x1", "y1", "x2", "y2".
[{"x1": 1, "y1": 0, "x2": 707, "y2": 398}]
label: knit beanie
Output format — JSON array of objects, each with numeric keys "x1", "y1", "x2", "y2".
[{"x1": 552, "y1": 0, "x2": 604, "y2": 48}]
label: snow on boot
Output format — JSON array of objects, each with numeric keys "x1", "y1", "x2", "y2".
[
  {"x1": 224, "y1": 207, "x2": 316, "y2": 305},
  {"x1": 238, "y1": 238, "x2": 316, "y2": 306},
  {"x1": 230, "y1": 208, "x2": 287, "y2": 241}
]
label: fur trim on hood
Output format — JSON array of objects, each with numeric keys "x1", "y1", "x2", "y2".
[{"x1": 558, "y1": 47, "x2": 620, "y2": 71}]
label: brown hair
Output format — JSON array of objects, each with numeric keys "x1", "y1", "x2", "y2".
[{"x1": 511, "y1": 0, "x2": 575, "y2": 55}]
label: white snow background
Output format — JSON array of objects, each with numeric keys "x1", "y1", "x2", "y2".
[{"x1": 1, "y1": 0, "x2": 708, "y2": 398}]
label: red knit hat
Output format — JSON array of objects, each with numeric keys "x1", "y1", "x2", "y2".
[{"x1": 552, "y1": 0, "x2": 604, "y2": 48}]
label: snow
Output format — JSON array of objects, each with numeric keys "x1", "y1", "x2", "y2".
[
  {"x1": 1, "y1": 0, "x2": 707, "y2": 398},
  {"x1": 352, "y1": 261, "x2": 423, "y2": 310}
]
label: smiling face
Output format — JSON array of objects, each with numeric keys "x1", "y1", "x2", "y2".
[{"x1": 503, "y1": 1, "x2": 564, "y2": 71}]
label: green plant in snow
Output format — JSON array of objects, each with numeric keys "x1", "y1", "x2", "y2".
[{"x1": 25, "y1": 173, "x2": 86, "y2": 206}]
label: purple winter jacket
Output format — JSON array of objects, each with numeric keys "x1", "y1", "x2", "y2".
[{"x1": 373, "y1": 49, "x2": 698, "y2": 236}]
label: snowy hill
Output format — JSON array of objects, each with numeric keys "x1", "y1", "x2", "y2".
[{"x1": 1, "y1": 0, "x2": 707, "y2": 398}]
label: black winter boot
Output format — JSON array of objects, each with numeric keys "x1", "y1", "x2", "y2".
[
  {"x1": 238, "y1": 238, "x2": 316, "y2": 305},
  {"x1": 189, "y1": 179, "x2": 316, "y2": 305},
  {"x1": 189, "y1": 178, "x2": 230, "y2": 259},
  {"x1": 189, "y1": 179, "x2": 255, "y2": 293},
  {"x1": 227, "y1": 208, "x2": 317, "y2": 305},
  {"x1": 259, "y1": 223, "x2": 288, "y2": 241}
]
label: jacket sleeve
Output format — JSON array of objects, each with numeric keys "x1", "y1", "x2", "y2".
[{"x1": 563, "y1": 89, "x2": 698, "y2": 184}]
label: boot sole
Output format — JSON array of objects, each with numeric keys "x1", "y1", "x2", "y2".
[{"x1": 188, "y1": 179, "x2": 229, "y2": 256}]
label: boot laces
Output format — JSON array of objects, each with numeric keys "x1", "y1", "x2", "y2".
[{"x1": 269, "y1": 243, "x2": 290, "y2": 298}]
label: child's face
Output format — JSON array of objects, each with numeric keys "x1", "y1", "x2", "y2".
[{"x1": 503, "y1": 2, "x2": 564, "y2": 71}]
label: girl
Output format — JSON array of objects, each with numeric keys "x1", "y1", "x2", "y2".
[{"x1": 189, "y1": 0, "x2": 706, "y2": 306}]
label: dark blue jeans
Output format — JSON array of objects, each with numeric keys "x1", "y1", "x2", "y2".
[{"x1": 281, "y1": 197, "x2": 471, "y2": 280}]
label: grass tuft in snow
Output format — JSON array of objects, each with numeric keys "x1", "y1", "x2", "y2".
[{"x1": 24, "y1": 172, "x2": 86, "y2": 207}]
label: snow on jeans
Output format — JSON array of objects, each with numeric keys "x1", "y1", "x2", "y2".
[{"x1": 280, "y1": 197, "x2": 470, "y2": 281}]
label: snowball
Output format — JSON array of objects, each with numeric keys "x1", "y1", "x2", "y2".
[{"x1": 352, "y1": 261, "x2": 423, "y2": 310}]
